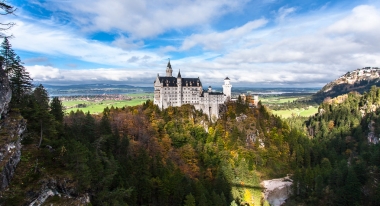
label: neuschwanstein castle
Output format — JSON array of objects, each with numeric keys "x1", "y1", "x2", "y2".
[{"x1": 154, "y1": 61, "x2": 232, "y2": 119}]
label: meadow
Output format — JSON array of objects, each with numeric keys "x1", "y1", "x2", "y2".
[
  {"x1": 271, "y1": 107, "x2": 318, "y2": 118},
  {"x1": 260, "y1": 95, "x2": 318, "y2": 118},
  {"x1": 62, "y1": 93, "x2": 153, "y2": 114}
]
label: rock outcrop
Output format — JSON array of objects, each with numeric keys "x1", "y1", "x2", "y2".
[
  {"x1": 0, "y1": 68, "x2": 11, "y2": 119},
  {"x1": 261, "y1": 176, "x2": 293, "y2": 206},
  {"x1": 0, "y1": 67, "x2": 27, "y2": 191},
  {"x1": 28, "y1": 177, "x2": 90, "y2": 206},
  {"x1": 0, "y1": 114, "x2": 26, "y2": 190},
  {"x1": 312, "y1": 67, "x2": 380, "y2": 103}
]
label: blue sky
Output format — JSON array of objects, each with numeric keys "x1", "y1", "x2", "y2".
[{"x1": 3, "y1": 0, "x2": 380, "y2": 87}]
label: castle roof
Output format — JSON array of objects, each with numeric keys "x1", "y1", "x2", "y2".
[
  {"x1": 200, "y1": 90, "x2": 224, "y2": 97},
  {"x1": 156, "y1": 77, "x2": 202, "y2": 87},
  {"x1": 167, "y1": 60, "x2": 172, "y2": 69},
  {"x1": 177, "y1": 70, "x2": 181, "y2": 78},
  {"x1": 224, "y1": 77, "x2": 230, "y2": 80}
]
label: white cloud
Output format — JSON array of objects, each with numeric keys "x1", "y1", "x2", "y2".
[
  {"x1": 172, "y1": 4, "x2": 380, "y2": 86},
  {"x1": 7, "y1": 19, "x2": 164, "y2": 68},
  {"x1": 26, "y1": 65, "x2": 155, "y2": 83},
  {"x1": 180, "y1": 18, "x2": 268, "y2": 51},
  {"x1": 276, "y1": 6, "x2": 297, "y2": 22},
  {"x1": 7, "y1": 3, "x2": 380, "y2": 87},
  {"x1": 35, "y1": 0, "x2": 248, "y2": 39},
  {"x1": 112, "y1": 35, "x2": 144, "y2": 50}
]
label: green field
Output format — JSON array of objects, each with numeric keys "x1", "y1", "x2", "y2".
[
  {"x1": 260, "y1": 97, "x2": 301, "y2": 104},
  {"x1": 272, "y1": 106, "x2": 318, "y2": 118},
  {"x1": 63, "y1": 94, "x2": 153, "y2": 114}
]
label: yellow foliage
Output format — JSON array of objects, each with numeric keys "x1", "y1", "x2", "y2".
[{"x1": 243, "y1": 189, "x2": 254, "y2": 206}]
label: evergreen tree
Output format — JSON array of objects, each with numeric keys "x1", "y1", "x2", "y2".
[
  {"x1": 0, "y1": 38, "x2": 32, "y2": 106},
  {"x1": 50, "y1": 97, "x2": 64, "y2": 122},
  {"x1": 0, "y1": 37, "x2": 16, "y2": 74},
  {"x1": 183, "y1": 193, "x2": 196, "y2": 206},
  {"x1": 9, "y1": 56, "x2": 32, "y2": 105}
]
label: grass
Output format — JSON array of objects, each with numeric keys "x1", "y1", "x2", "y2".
[
  {"x1": 272, "y1": 106, "x2": 318, "y2": 118},
  {"x1": 62, "y1": 93, "x2": 153, "y2": 114},
  {"x1": 259, "y1": 97, "x2": 299, "y2": 104}
]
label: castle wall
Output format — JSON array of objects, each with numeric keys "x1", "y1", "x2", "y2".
[{"x1": 153, "y1": 63, "x2": 230, "y2": 120}]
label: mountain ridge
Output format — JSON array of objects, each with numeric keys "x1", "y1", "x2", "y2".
[{"x1": 312, "y1": 66, "x2": 380, "y2": 103}]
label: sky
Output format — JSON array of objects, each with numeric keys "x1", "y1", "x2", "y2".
[{"x1": 2, "y1": 0, "x2": 380, "y2": 87}]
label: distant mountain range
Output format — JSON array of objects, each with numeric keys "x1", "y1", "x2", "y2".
[
  {"x1": 42, "y1": 84, "x2": 153, "y2": 97},
  {"x1": 312, "y1": 67, "x2": 380, "y2": 103}
]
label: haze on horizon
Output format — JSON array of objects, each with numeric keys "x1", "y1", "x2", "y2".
[{"x1": 4, "y1": 0, "x2": 380, "y2": 87}]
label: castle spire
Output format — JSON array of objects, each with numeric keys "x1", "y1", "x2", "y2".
[
  {"x1": 177, "y1": 69, "x2": 181, "y2": 78},
  {"x1": 167, "y1": 58, "x2": 171, "y2": 68},
  {"x1": 166, "y1": 59, "x2": 173, "y2": 77}
]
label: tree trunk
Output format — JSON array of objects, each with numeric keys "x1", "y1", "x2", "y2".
[{"x1": 38, "y1": 120, "x2": 43, "y2": 148}]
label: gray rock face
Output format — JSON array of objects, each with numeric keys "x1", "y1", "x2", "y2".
[
  {"x1": 261, "y1": 176, "x2": 293, "y2": 206},
  {"x1": 0, "y1": 117, "x2": 26, "y2": 190},
  {"x1": 0, "y1": 68, "x2": 11, "y2": 119},
  {"x1": 28, "y1": 178, "x2": 90, "y2": 206}
]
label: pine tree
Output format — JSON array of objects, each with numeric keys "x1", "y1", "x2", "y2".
[
  {"x1": 1, "y1": 38, "x2": 32, "y2": 106},
  {"x1": 50, "y1": 97, "x2": 64, "y2": 122},
  {"x1": 0, "y1": 37, "x2": 16, "y2": 74},
  {"x1": 183, "y1": 193, "x2": 196, "y2": 206},
  {"x1": 9, "y1": 56, "x2": 32, "y2": 105}
]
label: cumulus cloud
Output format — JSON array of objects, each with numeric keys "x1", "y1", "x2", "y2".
[
  {"x1": 26, "y1": 65, "x2": 155, "y2": 84},
  {"x1": 7, "y1": 19, "x2": 164, "y2": 67},
  {"x1": 32, "y1": 0, "x2": 248, "y2": 39},
  {"x1": 7, "y1": 3, "x2": 380, "y2": 87},
  {"x1": 180, "y1": 18, "x2": 268, "y2": 51},
  {"x1": 112, "y1": 35, "x2": 144, "y2": 50}
]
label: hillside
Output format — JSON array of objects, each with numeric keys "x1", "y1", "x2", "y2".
[{"x1": 312, "y1": 67, "x2": 380, "y2": 103}]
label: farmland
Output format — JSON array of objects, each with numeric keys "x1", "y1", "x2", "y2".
[{"x1": 62, "y1": 93, "x2": 153, "y2": 114}]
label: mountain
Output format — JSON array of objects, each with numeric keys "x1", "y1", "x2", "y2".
[{"x1": 312, "y1": 67, "x2": 380, "y2": 103}]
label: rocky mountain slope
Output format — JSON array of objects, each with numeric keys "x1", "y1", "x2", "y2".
[
  {"x1": 0, "y1": 68, "x2": 26, "y2": 191},
  {"x1": 312, "y1": 67, "x2": 380, "y2": 103}
]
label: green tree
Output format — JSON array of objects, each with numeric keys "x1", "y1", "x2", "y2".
[
  {"x1": 50, "y1": 97, "x2": 64, "y2": 122},
  {"x1": 9, "y1": 56, "x2": 32, "y2": 105},
  {"x1": 0, "y1": 37, "x2": 16, "y2": 73},
  {"x1": 183, "y1": 193, "x2": 196, "y2": 206}
]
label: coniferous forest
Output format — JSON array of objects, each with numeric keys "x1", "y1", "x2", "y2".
[{"x1": 0, "y1": 3, "x2": 380, "y2": 205}]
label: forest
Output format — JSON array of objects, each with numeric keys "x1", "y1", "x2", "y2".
[{"x1": 1, "y1": 30, "x2": 380, "y2": 206}]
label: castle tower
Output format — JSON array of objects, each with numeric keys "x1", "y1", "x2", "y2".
[
  {"x1": 223, "y1": 77, "x2": 232, "y2": 100},
  {"x1": 166, "y1": 60, "x2": 173, "y2": 77},
  {"x1": 177, "y1": 70, "x2": 182, "y2": 106}
]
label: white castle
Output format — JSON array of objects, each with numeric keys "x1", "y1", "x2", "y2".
[{"x1": 154, "y1": 61, "x2": 232, "y2": 119}]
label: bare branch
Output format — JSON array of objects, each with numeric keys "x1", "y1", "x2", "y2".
[{"x1": 0, "y1": 2, "x2": 15, "y2": 15}]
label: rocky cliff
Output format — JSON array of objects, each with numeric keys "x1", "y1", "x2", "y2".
[
  {"x1": 0, "y1": 114, "x2": 26, "y2": 190},
  {"x1": 0, "y1": 69, "x2": 11, "y2": 119},
  {"x1": 261, "y1": 176, "x2": 293, "y2": 206},
  {"x1": 0, "y1": 68, "x2": 26, "y2": 191},
  {"x1": 312, "y1": 67, "x2": 380, "y2": 103}
]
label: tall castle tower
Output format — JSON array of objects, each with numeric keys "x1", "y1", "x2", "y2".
[
  {"x1": 223, "y1": 77, "x2": 232, "y2": 100},
  {"x1": 166, "y1": 60, "x2": 173, "y2": 77},
  {"x1": 177, "y1": 70, "x2": 182, "y2": 107}
]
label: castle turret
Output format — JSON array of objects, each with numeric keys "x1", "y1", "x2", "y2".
[
  {"x1": 177, "y1": 70, "x2": 182, "y2": 106},
  {"x1": 166, "y1": 60, "x2": 173, "y2": 77},
  {"x1": 223, "y1": 77, "x2": 232, "y2": 101}
]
